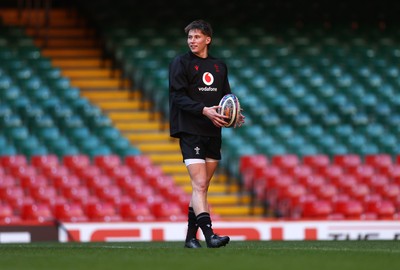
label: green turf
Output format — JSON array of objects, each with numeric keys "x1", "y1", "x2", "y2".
[{"x1": 0, "y1": 241, "x2": 399, "y2": 270}]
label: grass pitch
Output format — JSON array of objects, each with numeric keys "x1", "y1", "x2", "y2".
[{"x1": 1, "y1": 241, "x2": 399, "y2": 270}]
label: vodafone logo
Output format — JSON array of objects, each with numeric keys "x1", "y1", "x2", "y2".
[{"x1": 202, "y1": 72, "x2": 214, "y2": 86}]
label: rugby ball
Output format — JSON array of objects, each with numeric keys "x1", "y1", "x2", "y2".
[{"x1": 218, "y1": 93, "x2": 241, "y2": 128}]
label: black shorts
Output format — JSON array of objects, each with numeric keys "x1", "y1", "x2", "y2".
[{"x1": 179, "y1": 133, "x2": 222, "y2": 161}]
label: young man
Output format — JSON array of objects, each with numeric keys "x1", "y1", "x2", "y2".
[{"x1": 169, "y1": 19, "x2": 244, "y2": 248}]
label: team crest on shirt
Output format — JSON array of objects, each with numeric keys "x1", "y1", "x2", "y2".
[{"x1": 202, "y1": 72, "x2": 214, "y2": 86}]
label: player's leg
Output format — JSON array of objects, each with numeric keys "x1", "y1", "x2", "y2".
[
  {"x1": 184, "y1": 160, "x2": 207, "y2": 248},
  {"x1": 184, "y1": 159, "x2": 217, "y2": 248}
]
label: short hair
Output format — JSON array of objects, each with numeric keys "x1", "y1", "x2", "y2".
[{"x1": 184, "y1": 19, "x2": 213, "y2": 38}]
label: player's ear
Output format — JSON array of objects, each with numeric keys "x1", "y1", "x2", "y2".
[{"x1": 206, "y1": 36, "x2": 211, "y2": 45}]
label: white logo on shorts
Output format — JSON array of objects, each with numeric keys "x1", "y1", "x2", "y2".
[{"x1": 194, "y1": 147, "x2": 200, "y2": 155}]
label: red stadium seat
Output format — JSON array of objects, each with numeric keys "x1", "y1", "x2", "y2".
[
  {"x1": 364, "y1": 154, "x2": 393, "y2": 174},
  {"x1": 148, "y1": 175, "x2": 176, "y2": 192},
  {"x1": 106, "y1": 165, "x2": 133, "y2": 179},
  {"x1": 387, "y1": 164, "x2": 400, "y2": 184},
  {"x1": 115, "y1": 174, "x2": 144, "y2": 190},
  {"x1": 0, "y1": 202, "x2": 21, "y2": 223},
  {"x1": 62, "y1": 155, "x2": 91, "y2": 172},
  {"x1": 239, "y1": 155, "x2": 269, "y2": 191},
  {"x1": 239, "y1": 154, "x2": 269, "y2": 172},
  {"x1": 62, "y1": 185, "x2": 97, "y2": 205},
  {"x1": 375, "y1": 183, "x2": 400, "y2": 204},
  {"x1": 93, "y1": 154, "x2": 122, "y2": 172},
  {"x1": 289, "y1": 164, "x2": 313, "y2": 182},
  {"x1": 41, "y1": 165, "x2": 70, "y2": 181},
  {"x1": 9, "y1": 164, "x2": 38, "y2": 180},
  {"x1": 345, "y1": 183, "x2": 370, "y2": 201},
  {"x1": 333, "y1": 154, "x2": 362, "y2": 172},
  {"x1": 318, "y1": 164, "x2": 344, "y2": 183},
  {"x1": 95, "y1": 185, "x2": 123, "y2": 202},
  {"x1": 53, "y1": 174, "x2": 81, "y2": 189},
  {"x1": 298, "y1": 174, "x2": 326, "y2": 191},
  {"x1": 0, "y1": 174, "x2": 17, "y2": 189},
  {"x1": 125, "y1": 155, "x2": 153, "y2": 172},
  {"x1": 302, "y1": 199, "x2": 333, "y2": 219},
  {"x1": 330, "y1": 174, "x2": 358, "y2": 191},
  {"x1": 312, "y1": 183, "x2": 338, "y2": 201},
  {"x1": 75, "y1": 165, "x2": 102, "y2": 182},
  {"x1": 333, "y1": 197, "x2": 364, "y2": 219},
  {"x1": 0, "y1": 155, "x2": 28, "y2": 170},
  {"x1": 54, "y1": 202, "x2": 89, "y2": 222},
  {"x1": 276, "y1": 183, "x2": 307, "y2": 218},
  {"x1": 251, "y1": 165, "x2": 282, "y2": 202},
  {"x1": 136, "y1": 165, "x2": 164, "y2": 181},
  {"x1": 30, "y1": 186, "x2": 66, "y2": 206},
  {"x1": 364, "y1": 197, "x2": 396, "y2": 219},
  {"x1": 21, "y1": 203, "x2": 54, "y2": 222},
  {"x1": 1, "y1": 186, "x2": 26, "y2": 204},
  {"x1": 302, "y1": 154, "x2": 331, "y2": 173},
  {"x1": 31, "y1": 154, "x2": 60, "y2": 172},
  {"x1": 85, "y1": 174, "x2": 113, "y2": 190},
  {"x1": 365, "y1": 174, "x2": 390, "y2": 192},
  {"x1": 20, "y1": 174, "x2": 48, "y2": 190},
  {"x1": 151, "y1": 201, "x2": 186, "y2": 221},
  {"x1": 351, "y1": 164, "x2": 375, "y2": 184},
  {"x1": 271, "y1": 154, "x2": 300, "y2": 172},
  {"x1": 119, "y1": 202, "x2": 156, "y2": 222},
  {"x1": 126, "y1": 184, "x2": 156, "y2": 203},
  {"x1": 264, "y1": 174, "x2": 294, "y2": 208},
  {"x1": 86, "y1": 201, "x2": 122, "y2": 222}
]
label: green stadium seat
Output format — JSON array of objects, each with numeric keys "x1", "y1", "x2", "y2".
[{"x1": 0, "y1": 145, "x2": 17, "y2": 156}]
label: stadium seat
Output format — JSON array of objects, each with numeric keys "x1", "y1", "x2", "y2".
[
  {"x1": 333, "y1": 197, "x2": 364, "y2": 219},
  {"x1": 364, "y1": 154, "x2": 393, "y2": 174},
  {"x1": 94, "y1": 185, "x2": 123, "y2": 202},
  {"x1": 151, "y1": 201, "x2": 186, "y2": 221},
  {"x1": 271, "y1": 154, "x2": 300, "y2": 171},
  {"x1": 333, "y1": 154, "x2": 362, "y2": 172},
  {"x1": 62, "y1": 185, "x2": 97, "y2": 205},
  {"x1": 239, "y1": 154, "x2": 269, "y2": 191},
  {"x1": 0, "y1": 174, "x2": 16, "y2": 189},
  {"x1": 85, "y1": 201, "x2": 122, "y2": 222},
  {"x1": 301, "y1": 199, "x2": 333, "y2": 219},
  {"x1": 276, "y1": 183, "x2": 307, "y2": 218},
  {"x1": 54, "y1": 202, "x2": 89, "y2": 222},
  {"x1": 30, "y1": 186, "x2": 65, "y2": 206},
  {"x1": 21, "y1": 203, "x2": 54, "y2": 222},
  {"x1": 53, "y1": 174, "x2": 81, "y2": 190},
  {"x1": 0, "y1": 155, "x2": 28, "y2": 170},
  {"x1": 364, "y1": 196, "x2": 396, "y2": 219},
  {"x1": 302, "y1": 154, "x2": 331, "y2": 173},
  {"x1": 19, "y1": 173, "x2": 48, "y2": 190},
  {"x1": 0, "y1": 202, "x2": 21, "y2": 223},
  {"x1": 62, "y1": 154, "x2": 91, "y2": 173},
  {"x1": 93, "y1": 154, "x2": 122, "y2": 172},
  {"x1": 115, "y1": 174, "x2": 144, "y2": 190},
  {"x1": 119, "y1": 201, "x2": 156, "y2": 222},
  {"x1": 31, "y1": 154, "x2": 60, "y2": 171}
]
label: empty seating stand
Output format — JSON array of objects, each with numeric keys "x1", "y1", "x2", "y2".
[
  {"x1": 0, "y1": 154, "x2": 186, "y2": 223},
  {"x1": 240, "y1": 154, "x2": 400, "y2": 220}
]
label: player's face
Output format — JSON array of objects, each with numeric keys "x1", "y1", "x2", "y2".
[{"x1": 187, "y1": 29, "x2": 211, "y2": 58}]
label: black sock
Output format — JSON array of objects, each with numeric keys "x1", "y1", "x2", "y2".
[
  {"x1": 185, "y1": 207, "x2": 198, "y2": 241},
  {"x1": 197, "y1": 212, "x2": 214, "y2": 240}
]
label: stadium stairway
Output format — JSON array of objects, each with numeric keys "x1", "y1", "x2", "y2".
[{"x1": 0, "y1": 7, "x2": 263, "y2": 218}]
